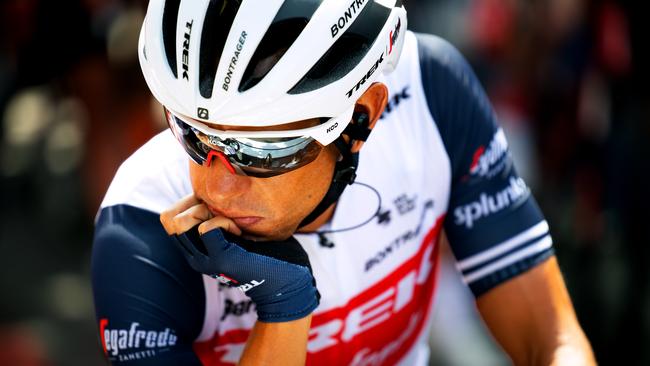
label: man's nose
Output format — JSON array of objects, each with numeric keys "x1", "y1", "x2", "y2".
[{"x1": 203, "y1": 155, "x2": 250, "y2": 201}]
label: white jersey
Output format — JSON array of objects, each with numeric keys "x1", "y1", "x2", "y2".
[{"x1": 93, "y1": 31, "x2": 553, "y2": 365}]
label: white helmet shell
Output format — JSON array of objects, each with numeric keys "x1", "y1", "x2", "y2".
[{"x1": 139, "y1": 0, "x2": 407, "y2": 133}]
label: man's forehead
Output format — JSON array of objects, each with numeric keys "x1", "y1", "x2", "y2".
[{"x1": 201, "y1": 117, "x2": 322, "y2": 132}]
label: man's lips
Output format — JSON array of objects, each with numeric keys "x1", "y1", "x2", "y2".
[
  {"x1": 207, "y1": 205, "x2": 263, "y2": 227},
  {"x1": 232, "y1": 217, "x2": 263, "y2": 226}
]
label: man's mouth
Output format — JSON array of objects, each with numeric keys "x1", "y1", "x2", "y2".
[
  {"x1": 207, "y1": 205, "x2": 263, "y2": 228},
  {"x1": 232, "y1": 217, "x2": 263, "y2": 226}
]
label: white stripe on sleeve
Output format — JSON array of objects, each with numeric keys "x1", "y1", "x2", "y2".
[
  {"x1": 457, "y1": 221, "x2": 549, "y2": 272},
  {"x1": 462, "y1": 234, "x2": 553, "y2": 284}
]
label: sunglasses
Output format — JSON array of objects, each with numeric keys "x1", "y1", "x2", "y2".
[{"x1": 164, "y1": 106, "x2": 354, "y2": 178}]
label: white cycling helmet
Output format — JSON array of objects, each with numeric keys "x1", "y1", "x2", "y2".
[{"x1": 139, "y1": 0, "x2": 407, "y2": 138}]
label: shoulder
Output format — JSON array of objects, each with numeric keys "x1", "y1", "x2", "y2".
[
  {"x1": 92, "y1": 131, "x2": 208, "y2": 339},
  {"x1": 412, "y1": 32, "x2": 494, "y2": 129},
  {"x1": 100, "y1": 130, "x2": 193, "y2": 215},
  {"x1": 414, "y1": 33, "x2": 468, "y2": 69},
  {"x1": 387, "y1": 32, "x2": 497, "y2": 183}
]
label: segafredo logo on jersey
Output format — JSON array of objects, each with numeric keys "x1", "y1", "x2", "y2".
[
  {"x1": 454, "y1": 176, "x2": 529, "y2": 229},
  {"x1": 99, "y1": 319, "x2": 177, "y2": 359},
  {"x1": 469, "y1": 128, "x2": 509, "y2": 178}
]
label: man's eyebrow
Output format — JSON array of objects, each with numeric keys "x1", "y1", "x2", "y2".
[{"x1": 205, "y1": 118, "x2": 322, "y2": 132}]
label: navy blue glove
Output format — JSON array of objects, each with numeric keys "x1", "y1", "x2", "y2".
[{"x1": 173, "y1": 227, "x2": 320, "y2": 322}]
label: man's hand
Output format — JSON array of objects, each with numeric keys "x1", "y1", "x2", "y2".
[
  {"x1": 160, "y1": 194, "x2": 241, "y2": 237},
  {"x1": 160, "y1": 195, "x2": 320, "y2": 323}
]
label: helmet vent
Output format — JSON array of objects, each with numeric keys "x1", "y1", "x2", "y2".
[
  {"x1": 199, "y1": 0, "x2": 243, "y2": 99},
  {"x1": 162, "y1": 0, "x2": 182, "y2": 78},
  {"x1": 238, "y1": 0, "x2": 323, "y2": 93},
  {"x1": 288, "y1": 2, "x2": 390, "y2": 95}
]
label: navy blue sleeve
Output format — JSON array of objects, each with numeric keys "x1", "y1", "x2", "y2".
[
  {"x1": 415, "y1": 33, "x2": 554, "y2": 297},
  {"x1": 92, "y1": 205, "x2": 205, "y2": 365}
]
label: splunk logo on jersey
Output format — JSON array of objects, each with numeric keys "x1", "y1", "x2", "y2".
[
  {"x1": 454, "y1": 177, "x2": 529, "y2": 229},
  {"x1": 469, "y1": 128, "x2": 509, "y2": 178},
  {"x1": 99, "y1": 319, "x2": 177, "y2": 360}
]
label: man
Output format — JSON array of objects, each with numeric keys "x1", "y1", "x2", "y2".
[{"x1": 92, "y1": 0, "x2": 596, "y2": 365}]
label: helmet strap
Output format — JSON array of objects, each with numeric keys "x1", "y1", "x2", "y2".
[{"x1": 298, "y1": 137, "x2": 358, "y2": 229}]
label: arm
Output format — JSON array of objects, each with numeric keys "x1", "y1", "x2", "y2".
[
  {"x1": 239, "y1": 316, "x2": 312, "y2": 366},
  {"x1": 413, "y1": 34, "x2": 595, "y2": 365},
  {"x1": 161, "y1": 195, "x2": 319, "y2": 366},
  {"x1": 477, "y1": 256, "x2": 595, "y2": 366},
  {"x1": 92, "y1": 205, "x2": 205, "y2": 365}
]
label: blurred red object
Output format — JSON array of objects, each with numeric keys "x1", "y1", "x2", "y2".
[
  {"x1": 0, "y1": 325, "x2": 52, "y2": 366},
  {"x1": 468, "y1": 0, "x2": 516, "y2": 54},
  {"x1": 0, "y1": 0, "x2": 38, "y2": 57},
  {"x1": 597, "y1": 1, "x2": 631, "y2": 76}
]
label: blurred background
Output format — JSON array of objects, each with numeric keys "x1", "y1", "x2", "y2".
[{"x1": 0, "y1": 0, "x2": 646, "y2": 365}]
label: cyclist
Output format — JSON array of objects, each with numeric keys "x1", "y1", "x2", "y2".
[{"x1": 92, "y1": 0, "x2": 596, "y2": 364}]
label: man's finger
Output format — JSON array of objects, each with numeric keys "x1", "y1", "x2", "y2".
[
  {"x1": 198, "y1": 216, "x2": 242, "y2": 236},
  {"x1": 169, "y1": 204, "x2": 214, "y2": 235},
  {"x1": 160, "y1": 195, "x2": 202, "y2": 234}
]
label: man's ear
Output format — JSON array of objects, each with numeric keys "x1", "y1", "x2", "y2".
[{"x1": 349, "y1": 82, "x2": 389, "y2": 153}]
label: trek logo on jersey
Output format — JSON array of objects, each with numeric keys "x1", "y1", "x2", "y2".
[
  {"x1": 99, "y1": 319, "x2": 177, "y2": 360},
  {"x1": 468, "y1": 128, "x2": 509, "y2": 178},
  {"x1": 454, "y1": 177, "x2": 529, "y2": 229},
  {"x1": 389, "y1": 18, "x2": 402, "y2": 54},
  {"x1": 380, "y1": 86, "x2": 411, "y2": 119},
  {"x1": 182, "y1": 20, "x2": 194, "y2": 80}
]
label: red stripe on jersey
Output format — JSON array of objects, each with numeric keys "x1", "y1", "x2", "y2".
[{"x1": 194, "y1": 216, "x2": 444, "y2": 365}]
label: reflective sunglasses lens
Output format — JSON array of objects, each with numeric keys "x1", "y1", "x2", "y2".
[
  {"x1": 232, "y1": 139, "x2": 323, "y2": 178},
  {"x1": 165, "y1": 109, "x2": 207, "y2": 165},
  {"x1": 164, "y1": 108, "x2": 323, "y2": 178}
]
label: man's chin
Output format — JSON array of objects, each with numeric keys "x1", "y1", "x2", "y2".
[{"x1": 239, "y1": 226, "x2": 297, "y2": 242}]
